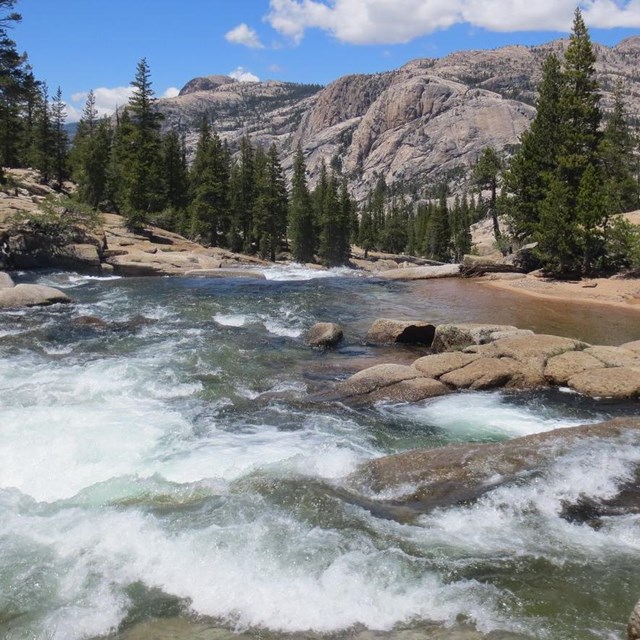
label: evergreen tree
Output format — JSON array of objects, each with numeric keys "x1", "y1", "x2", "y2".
[
  {"x1": 76, "y1": 117, "x2": 111, "y2": 208},
  {"x1": 506, "y1": 53, "x2": 565, "y2": 240},
  {"x1": 317, "y1": 169, "x2": 348, "y2": 266},
  {"x1": 535, "y1": 174, "x2": 579, "y2": 275},
  {"x1": 0, "y1": 0, "x2": 27, "y2": 172},
  {"x1": 32, "y1": 82, "x2": 54, "y2": 182},
  {"x1": 254, "y1": 143, "x2": 287, "y2": 261},
  {"x1": 106, "y1": 107, "x2": 134, "y2": 209},
  {"x1": 472, "y1": 147, "x2": 503, "y2": 242},
  {"x1": 558, "y1": 7, "x2": 601, "y2": 198},
  {"x1": 600, "y1": 83, "x2": 637, "y2": 214},
  {"x1": 189, "y1": 120, "x2": 230, "y2": 246},
  {"x1": 425, "y1": 187, "x2": 451, "y2": 261},
  {"x1": 51, "y1": 86, "x2": 69, "y2": 187},
  {"x1": 123, "y1": 58, "x2": 164, "y2": 227},
  {"x1": 227, "y1": 136, "x2": 256, "y2": 252},
  {"x1": 161, "y1": 129, "x2": 188, "y2": 211},
  {"x1": 576, "y1": 162, "x2": 607, "y2": 274},
  {"x1": 288, "y1": 144, "x2": 315, "y2": 262}
]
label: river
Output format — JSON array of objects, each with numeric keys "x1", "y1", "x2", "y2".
[{"x1": 1, "y1": 266, "x2": 639, "y2": 640}]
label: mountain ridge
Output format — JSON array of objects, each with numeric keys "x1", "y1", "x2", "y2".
[{"x1": 157, "y1": 36, "x2": 640, "y2": 201}]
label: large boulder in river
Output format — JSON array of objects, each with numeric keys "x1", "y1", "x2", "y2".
[
  {"x1": 412, "y1": 351, "x2": 481, "y2": 378},
  {"x1": 377, "y1": 264, "x2": 460, "y2": 280},
  {"x1": 306, "y1": 322, "x2": 343, "y2": 348},
  {"x1": 439, "y1": 356, "x2": 545, "y2": 390},
  {"x1": 349, "y1": 417, "x2": 640, "y2": 513},
  {"x1": 365, "y1": 318, "x2": 435, "y2": 345},
  {"x1": 0, "y1": 283, "x2": 71, "y2": 309},
  {"x1": 431, "y1": 323, "x2": 533, "y2": 353},
  {"x1": 567, "y1": 367, "x2": 640, "y2": 399},
  {"x1": 544, "y1": 350, "x2": 605, "y2": 385},
  {"x1": 0, "y1": 272, "x2": 14, "y2": 288},
  {"x1": 465, "y1": 333, "x2": 589, "y2": 375}
]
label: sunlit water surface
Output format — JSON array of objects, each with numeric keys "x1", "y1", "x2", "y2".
[{"x1": 1, "y1": 266, "x2": 639, "y2": 640}]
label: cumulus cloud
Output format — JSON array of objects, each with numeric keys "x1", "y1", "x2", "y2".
[
  {"x1": 229, "y1": 67, "x2": 260, "y2": 82},
  {"x1": 70, "y1": 86, "x2": 135, "y2": 120},
  {"x1": 67, "y1": 85, "x2": 181, "y2": 121},
  {"x1": 266, "y1": 0, "x2": 640, "y2": 45},
  {"x1": 225, "y1": 22, "x2": 265, "y2": 48}
]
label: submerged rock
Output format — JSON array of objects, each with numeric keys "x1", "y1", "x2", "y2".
[
  {"x1": 306, "y1": 322, "x2": 343, "y2": 348},
  {"x1": 365, "y1": 318, "x2": 435, "y2": 345},
  {"x1": 350, "y1": 418, "x2": 640, "y2": 513},
  {"x1": 0, "y1": 283, "x2": 70, "y2": 309}
]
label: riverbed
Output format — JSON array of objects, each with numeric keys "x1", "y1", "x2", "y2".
[{"x1": 1, "y1": 266, "x2": 639, "y2": 640}]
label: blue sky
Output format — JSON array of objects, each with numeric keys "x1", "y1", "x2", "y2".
[{"x1": 12, "y1": 0, "x2": 640, "y2": 121}]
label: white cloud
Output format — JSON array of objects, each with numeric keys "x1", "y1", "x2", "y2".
[
  {"x1": 67, "y1": 85, "x2": 181, "y2": 121},
  {"x1": 229, "y1": 67, "x2": 260, "y2": 82},
  {"x1": 70, "y1": 86, "x2": 135, "y2": 120},
  {"x1": 266, "y1": 0, "x2": 640, "y2": 45},
  {"x1": 268, "y1": 63, "x2": 283, "y2": 73},
  {"x1": 225, "y1": 22, "x2": 265, "y2": 48}
]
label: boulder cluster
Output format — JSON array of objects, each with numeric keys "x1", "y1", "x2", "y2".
[
  {"x1": 0, "y1": 272, "x2": 70, "y2": 309},
  {"x1": 329, "y1": 321, "x2": 640, "y2": 403}
]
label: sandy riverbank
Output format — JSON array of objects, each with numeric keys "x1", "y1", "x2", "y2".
[{"x1": 477, "y1": 272, "x2": 640, "y2": 311}]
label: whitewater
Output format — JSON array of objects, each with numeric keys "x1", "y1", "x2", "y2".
[{"x1": 1, "y1": 267, "x2": 639, "y2": 640}]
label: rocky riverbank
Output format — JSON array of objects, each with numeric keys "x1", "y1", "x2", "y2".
[
  {"x1": 312, "y1": 321, "x2": 640, "y2": 404},
  {"x1": 0, "y1": 168, "x2": 267, "y2": 279}
]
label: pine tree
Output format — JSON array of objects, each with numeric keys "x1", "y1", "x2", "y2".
[
  {"x1": 161, "y1": 129, "x2": 188, "y2": 211},
  {"x1": 535, "y1": 174, "x2": 580, "y2": 275},
  {"x1": 425, "y1": 187, "x2": 451, "y2": 262},
  {"x1": 600, "y1": 83, "x2": 637, "y2": 215},
  {"x1": 506, "y1": 53, "x2": 565, "y2": 240},
  {"x1": 123, "y1": 58, "x2": 164, "y2": 228},
  {"x1": 32, "y1": 82, "x2": 54, "y2": 182},
  {"x1": 288, "y1": 144, "x2": 315, "y2": 263},
  {"x1": 576, "y1": 162, "x2": 608, "y2": 274},
  {"x1": 558, "y1": 7, "x2": 601, "y2": 198},
  {"x1": 189, "y1": 119, "x2": 230, "y2": 246},
  {"x1": 51, "y1": 86, "x2": 69, "y2": 187},
  {"x1": 472, "y1": 147, "x2": 503, "y2": 242},
  {"x1": 254, "y1": 144, "x2": 287, "y2": 261},
  {"x1": 0, "y1": 0, "x2": 27, "y2": 172}
]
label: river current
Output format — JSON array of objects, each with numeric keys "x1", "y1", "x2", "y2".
[{"x1": 1, "y1": 266, "x2": 639, "y2": 640}]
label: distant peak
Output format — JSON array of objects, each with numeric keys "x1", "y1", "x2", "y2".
[{"x1": 178, "y1": 75, "x2": 237, "y2": 96}]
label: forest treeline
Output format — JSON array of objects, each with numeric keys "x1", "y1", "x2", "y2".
[{"x1": 1, "y1": 0, "x2": 640, "y2": 274}]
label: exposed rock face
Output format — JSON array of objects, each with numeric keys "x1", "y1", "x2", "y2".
[
  {"x1": 157, "y1": 37, "x2": 640, "y2": 200},
  {"x1": 306, "y1": 322, "x2": 344, "y2": 348},
  {"x1": 0, "y1": 283, "x2": 71, "y2": 309},
  {"x1": 365, "y1": 319, "x2": 435, "y2": 345},
  {"x1": 0, "y1": 172, "x2": 268, "y2": 277},
  {"x1": 349, "y1": 418, "x2": 640, "y2": 512}
]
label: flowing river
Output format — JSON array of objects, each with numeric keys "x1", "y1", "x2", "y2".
[{"x1": 1, "y1": 267, "x2": 639, "y2": 640}]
